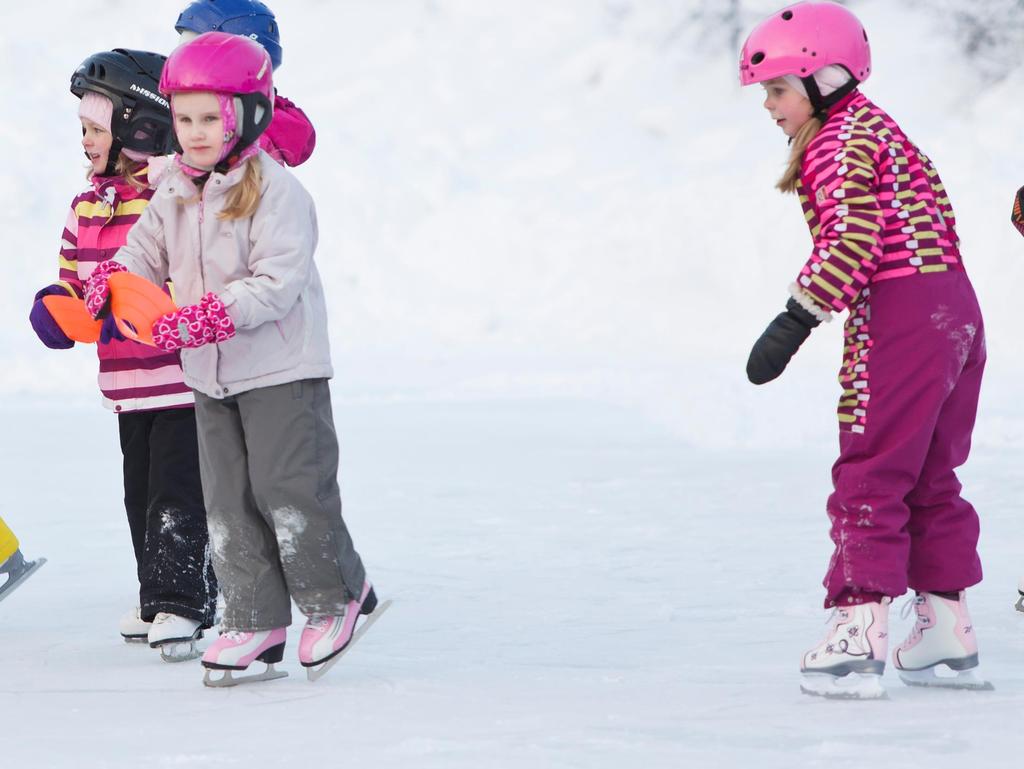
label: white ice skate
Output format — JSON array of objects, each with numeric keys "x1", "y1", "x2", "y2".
[
  {"x1": 201, "y1": 627, "x2": 288, "y2": 687},
  {"x1": 800, "y1": 600, "x2": 889, "y2": 700},
  {"x1": 0, "y1": 550, "x2": 46, "y2": 604},
  {"x1": 148, "y1": 612, "x2": 203, "y2": 662},
  {"x1": 1015, "y1": 577, "x2": 1024, "y2": 613},
  {"x1": 893, "y1": 592, "x2": 994, "y2": 691},
  {"x1": 119, "y1": 606, "x2": 152, "y2": 643}
]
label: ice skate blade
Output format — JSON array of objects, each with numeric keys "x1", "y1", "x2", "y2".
[
  {"x1": 121, "y1": 634, "x2": 150, "y2": 644},
  {"x1": 800, "y1": 672, "x2": 887, "y2": 700},
  {"x1": 203, "y1": 663, "x2": 288, "y2": 688},
  {"x1": 0, "y1": 557, "x2": 47, "y2": 603},
  {"x1": 305, "y1": 599, "x2": 392, "y2": 682},
  {"x1": 149, "y1": 630, "x2": 203, "y2": 648},
  {"x1": 898, "y1": 665, "x2": 995, "y2": 691},
  {"x1": 1015, "y1": 593, "x2": 1024, "y2": 613},
  {"x1": 159, "y1": 641, "x2": 201, "y2": 663}
]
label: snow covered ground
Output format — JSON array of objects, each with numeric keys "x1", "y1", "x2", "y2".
[
  {"x1": 2, "y1": 0, "x2": 1024, "y2": 765},
  {"x1": 3, "y1": 399, "x2": 1024, "y2": 768}
]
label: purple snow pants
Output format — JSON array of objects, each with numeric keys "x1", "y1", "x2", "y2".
[{"x1": 823, "y1": 270, "x2": 985, "y2": 608}]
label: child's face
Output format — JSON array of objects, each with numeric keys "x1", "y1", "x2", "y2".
[
  {"x1": 173, "y1": 92, "x2": 226, "y2": 169},
  {"x1": 81, "y1": 118, "x2": 112, "y2": 175},
  {"x1": 761, "y1": 78, "x2": 812, "y2": 138}
]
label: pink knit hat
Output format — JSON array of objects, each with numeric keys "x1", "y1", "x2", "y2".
[
  {"x1": 78, "y1": 90, "x2": 154, "y2": 162},
  {"x1": 78, "y1": 91, "x2": 113, "y2": 129}
]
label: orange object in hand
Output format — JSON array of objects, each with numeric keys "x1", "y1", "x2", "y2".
[
  {"x1": 41, "y1": 294, "x2": 103, "y2": 344},
  {"x1": 108, "y1": 272, "x2": 177, "y2": 347}
]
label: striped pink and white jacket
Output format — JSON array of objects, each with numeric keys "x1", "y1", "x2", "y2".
[
  {"x1": 55, "y1": 169, "x2": 193, "y2": 413},
  {"x1": 792, "y1": 91, "x2": 963, "y2": 318}
]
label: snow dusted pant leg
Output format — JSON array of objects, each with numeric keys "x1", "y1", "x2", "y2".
[
  {"x1": 120, "y1": 412, "x2": 153, "y2": 579},
  {"x1": 120, "y1": 409, "x2": 217, "y2": 626},
  {"x1": 823, "y1": 272, "x2": 984, "y2": 608},
  {"x1": 235, "y1": 379, "x2": 367, "y2": 617},
  {"x1": 194, "y1": 391, "x2": 293, "y2": 631},
  {"x1": 145, "y1": 408, "x2": 218, "y2": 625},
  {"x1": 905, "y1": 283, "x2": 985, "y2": 593}
]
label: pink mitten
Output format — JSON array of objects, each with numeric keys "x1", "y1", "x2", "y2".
[
  {"x1": 151, "y1": 292, "x2": 236, "y2": 352},
  {"x1": 84, "y1": 260, "x2": 128, "y2": 319}
]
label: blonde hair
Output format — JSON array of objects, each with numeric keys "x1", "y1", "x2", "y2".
[
  {"x1": 218, "y1": 156, "x2": 262, "y2": 221},
  {"x1": 86, "y1": 153, "x2": 149, "y2": 192},
  {"x1": 776, "y1": 117, "x2": 823, "y2": 194}
]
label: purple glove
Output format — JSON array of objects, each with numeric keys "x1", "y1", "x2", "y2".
[
  {"x1": 99, "y1": 314, "x2": 126, "y2": 345},
  {"x1": 84, "y1": 260, "x2": 128, "y2": 319},
  {"x1": 29, "y1": 285, "x2": 74, "y2": 350}
]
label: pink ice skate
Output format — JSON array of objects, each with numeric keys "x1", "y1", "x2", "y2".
[
  {"x1": 800, "y1": 600, "x2": 889, "y2": 700},
  {"x1": 893, "y1": 592, "x2": 993, "y2": 690},
  {"x1": 299, "y1": 582, "x2": 391, "y2": 682},
  {"x1": 201, "y1": 627, "x2": 288, "y2": 687}
]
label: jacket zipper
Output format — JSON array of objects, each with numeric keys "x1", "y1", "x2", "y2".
[{"x1": 196, "y1": 178, "x2": 221, "y2": 391}]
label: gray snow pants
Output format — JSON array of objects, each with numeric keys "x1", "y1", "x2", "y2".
[{"x1": 194, "y1": 378, "x2": 366, "y2": 631}]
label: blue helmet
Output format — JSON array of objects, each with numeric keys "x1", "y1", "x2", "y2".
[{"x1": 174, "y1": 0, "x2": 282, "y2": 70}]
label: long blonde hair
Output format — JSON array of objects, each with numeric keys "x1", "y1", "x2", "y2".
[
  {"x1": 218, "y1": 156, "x2": 262, "y2": 221},
  {"x1": 776, "y1": 117, "x2": 823, "y2": 194}
]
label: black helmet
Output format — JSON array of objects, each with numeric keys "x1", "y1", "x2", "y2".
[{"x1": 70, "y1": 49, "x2": 172, "y2": 174}]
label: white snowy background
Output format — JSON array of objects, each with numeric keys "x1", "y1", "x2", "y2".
[{"x1": 1, "y1": 0, "x2": 1023, "y2": 766}]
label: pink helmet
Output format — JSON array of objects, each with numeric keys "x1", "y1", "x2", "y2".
[
  {"x1": 738, "y1": 1, "x2": 871, "y2": 87},
  {"x1": 160, "y1": 31, "x2": 274, "y2": 168},
  {"x1": 160, "y1": 30, "x2": 273, "y2": 99}
]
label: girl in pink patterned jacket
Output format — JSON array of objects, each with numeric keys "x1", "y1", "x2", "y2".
[
  {"x1": 740, "y1": 1, "x2": 989, "y2": 699},
  {"x1": 28, "y1": 49, "x2": 216, "y2": 659}
]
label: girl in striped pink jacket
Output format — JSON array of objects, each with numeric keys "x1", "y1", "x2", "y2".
[
  {"x1": 740, "y1": 2, "x2": 989, "y2": 699},
  {"x1": 28, "y1": 49, "x2": 216, "y2": 660}
]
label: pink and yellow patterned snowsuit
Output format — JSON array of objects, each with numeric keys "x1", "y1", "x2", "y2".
[{"x1": 792, "y1": 91, "x2": 985, "y2": 608}]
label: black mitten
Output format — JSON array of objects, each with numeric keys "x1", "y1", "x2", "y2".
[{"x1": 746, "y1": 297, "x2": 822, "y2": 385}]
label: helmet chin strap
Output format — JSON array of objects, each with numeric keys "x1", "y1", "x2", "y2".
[
  {"x1": 214, "y1": 93, "x2": 273, "y2": 174},
  {"x1": 801, "y1": 74, "x2": 860, "y2": 122},
  {"x1": 99, "y1": 138, "x2": 124, "y2": 178}
]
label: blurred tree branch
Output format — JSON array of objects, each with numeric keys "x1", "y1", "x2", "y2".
[{"x1": 908, "y1": 0, "x2": 1024, "y2": 82}]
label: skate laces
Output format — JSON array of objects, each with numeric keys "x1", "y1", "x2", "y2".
[
  {"x1": 308, "y1": 612, "x2": 345, "y2": 631},
  {"x1": 822, "y1": 606, "x2": 852, "y2": 627},
  {"x1": 899, "y1": 594, "x2": 927, "y2": 621}
]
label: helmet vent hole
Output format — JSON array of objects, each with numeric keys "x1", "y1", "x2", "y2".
[
  {"x1": 782, "y1": 10, "x2": 794, "y2": 21},
  {"x1": 751, "y1": 52, "x2": 765, "y2": 65}
]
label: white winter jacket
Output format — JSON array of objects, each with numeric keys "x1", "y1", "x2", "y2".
[{"x1": 113, "y1": 151, "x2": 333, "y2": 399}]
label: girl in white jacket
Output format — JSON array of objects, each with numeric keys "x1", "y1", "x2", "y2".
[{"x1": 84, "y1": 32, "x2": 385, "y2": 686}]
